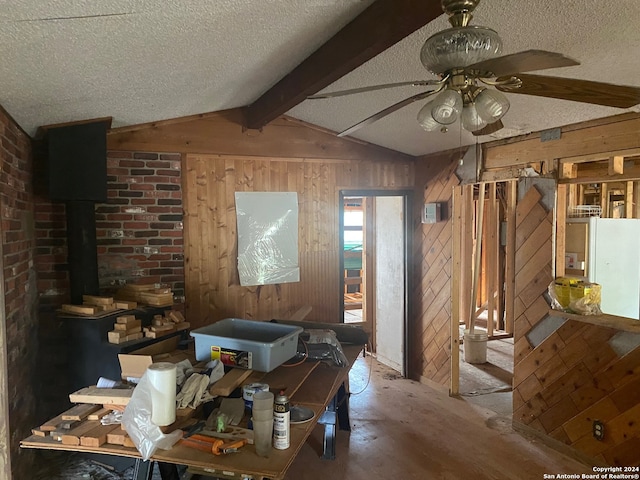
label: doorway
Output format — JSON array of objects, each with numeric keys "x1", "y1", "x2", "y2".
[
  {"x1": 451, "y1": 182, "x2": 515, "y2": 415},
  {"x1": 339, "y1": 190, "x2": 412, "y2": 376}
]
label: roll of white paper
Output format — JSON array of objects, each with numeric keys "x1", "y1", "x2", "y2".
[{"x1": 147, "y1": 362, "x2": 177, "y2": 426}]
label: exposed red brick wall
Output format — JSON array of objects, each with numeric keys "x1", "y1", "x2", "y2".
[
  {"x1": 34, "y1": 150, "x2": 185, "y2": 304},
  {"x1": 0, "y1": 105, "x2": 38, "y2": 479},
  {"x1": 98, "y1": 151, "x2": 184, "y2": 300}
]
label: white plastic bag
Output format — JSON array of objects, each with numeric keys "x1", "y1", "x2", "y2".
[{"x1": 121, "y1": 371, "x2": 182, "y2": 461}]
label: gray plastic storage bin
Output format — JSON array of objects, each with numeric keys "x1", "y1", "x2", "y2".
[{"x1": 190, "y1": 318, "x2": 303, "y2": 372}]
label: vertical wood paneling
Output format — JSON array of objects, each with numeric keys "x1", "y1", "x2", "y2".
[{"x1": 184, "y1": 154, "x2": 413, "y2": 329}]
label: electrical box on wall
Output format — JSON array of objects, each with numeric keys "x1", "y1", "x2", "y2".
[{"x1": 422, "y1": 202, "x2": 441, "y2": 224}]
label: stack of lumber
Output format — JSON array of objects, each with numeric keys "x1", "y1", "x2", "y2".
[
  {"x1": 115, "y1": 283, "x2": 174, "y2": 307},
  {"x1": 108, "y1": 314, "x2": 143, "y2": 344},
  {"x1": 143, "y1": 310, "x2": 190, "y2": 339},
  {"x1": 61, "y1": 295, "x2": 136, "y2": 316},
  {"x1": 30, "y1": 387, "x2": 197, "y2": 449}
]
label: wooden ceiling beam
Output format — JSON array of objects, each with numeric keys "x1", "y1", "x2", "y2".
[{"x1": 242, "y1": 0, "x2": 443, "y2": 130}]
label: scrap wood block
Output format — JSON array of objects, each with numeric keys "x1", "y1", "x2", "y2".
[
  {"x1": 31, "y1": 428, "x2": 47, "y2": 437},
  {"x1": 107, "y1": 430, "x2": 126, "y2": 445},
  {"x1": 168, "y1": 310, "x2": 185, "y2": 323},
  {"x1": 69, "y1": 386, "x2": 133, "y2": 406},
  {"x1": 123, "y1": 283, "x2": 156, "y2": 291},
  {"x1": 114, "y1": 300, "x2": 137, "y2": 309},
  {"x1": 90, "y1": 303, "x2": 118, "y2": 312},
  {"x1": 108, "y1": 330, "x2": 126, "y2": 343},
  {"x1": 80, "y1": 423, "x2": 122, "y2": 447},
  {"x1": 123, "y1": 435, "x2": 136, "y2": 448},
  {"x1": 82, "y1": 295, "x2": 114, "y2": 306},
  {"x1": 209, "y1": 368, "x2": 254, "y2": 397},
  {"x1": 114, "y1": 319, "x2": 141, "y2": 331},
  {"x1": 39, "y1": 413, "x2": 65, "y2": 432},
  {"x1": 61, "y1": 420, "x2": 101, "y2": 446},
  {"x1": 151, "y1": 324, "x2": 175, "y2": 333},
  {"x1": 126, "y1": 332, "x2": 143, "y2": 341},
  {"x1": 116, "y1": 314, "x2": 137, "y2": 324},
  {"x1": 87, "y1": 407, "x2": 112, "y2": 421},
  {"x1": 61, "y1": 304, "x2": 99, "y2": 315},
  {"x1": 61, "y1": 403, "x2": 101, "y2": 422}
]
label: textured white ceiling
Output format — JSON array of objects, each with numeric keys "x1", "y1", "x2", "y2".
[{"x1": 1, "y1": 0, "x2": 640, "y2": 156}]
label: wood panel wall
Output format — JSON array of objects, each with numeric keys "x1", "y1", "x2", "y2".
[
  {"x1": 183, "y1": 153, "x2": 414, "y2": 329},
  {"x1": 411, "y1": 150, "x2": 461, "y2": 384},
  {"x1": 512, "y1": 185, "x2": 640, "y2": 466},
  {"x1": 107, "y1": 109, "x2": 415, "y2": 329}
]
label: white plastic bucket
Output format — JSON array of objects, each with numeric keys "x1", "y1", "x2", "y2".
[{"x1": 463, "y1": 330, "x2": 488, "y2": 364}]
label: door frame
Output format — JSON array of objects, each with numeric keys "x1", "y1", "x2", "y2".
[{"x1": 339, "y1": 188, "x2": 413, "y2": 375}]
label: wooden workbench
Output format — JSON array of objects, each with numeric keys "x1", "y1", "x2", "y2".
[{"x1": 21, "y1": 344, "x2": 364, "y2": 480}]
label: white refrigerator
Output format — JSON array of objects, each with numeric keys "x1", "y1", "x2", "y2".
[{"x1": 566, "y1": 217, "x2": 640, "y2": 319}]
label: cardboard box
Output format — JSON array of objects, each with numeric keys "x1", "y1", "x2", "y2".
[{"x1": 117, "y1": 336, "x2": 191, "y2": 381}]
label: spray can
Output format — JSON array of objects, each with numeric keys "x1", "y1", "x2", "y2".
[{"x1": 273, "y1": 390, "x2": 290, "y2": 450}]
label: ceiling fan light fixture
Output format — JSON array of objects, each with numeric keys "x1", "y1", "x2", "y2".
[
  {"x1": 420, "y1": 26, "x2": 503, "y2": 75},
  {"x1": 474, "y1": 88, "x2": 510, "y2": 122},
  {"x1": 430, "y1": 89, "x2": 463, "y2": 125},
  {"x1": 416, "y1": 100, "x2": 441, "y2": 131},
  {"x1": 461, "y1": 103, "x2": 487, "y2": 131}
]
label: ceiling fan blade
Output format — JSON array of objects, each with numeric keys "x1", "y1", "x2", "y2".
[
  {"x1": 308, "y1": 79, "x2": 443, "y2": 99},
  {"x1": 338, "y1": 88, "x2": 442, "y2": 137},
  {"x1": 465, "y1": 50, "x2": 579, "y2": 77},
  {"x1": 472, "y1": 119, "x2": 504, "y2": 137},
  {"x1": 497, "y1": 74, "x2": 640, "y2": 108}
]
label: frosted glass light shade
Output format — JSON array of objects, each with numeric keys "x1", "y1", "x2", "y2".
[
  {"x1": 417, "y1": 101, "x2": 440, "y2": 131},
  {"x1": 461, "y1": 104, "x2": 487, "y2": 131},
  {"x1": 420, "y1": 26, "x2": 502, "y2": 75},
  {"x1": 431, "y1": 89, "x2": 463, "y2": 125},
  {"x1": 475, "y1": 89, "x2": 510, "y2": 122}
]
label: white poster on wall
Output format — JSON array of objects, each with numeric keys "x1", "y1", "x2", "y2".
[{"x1": 235, "y1": 192, "x2": 300, "y2": 286}]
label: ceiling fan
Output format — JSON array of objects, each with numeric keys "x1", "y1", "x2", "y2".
[{"x1": 309, "y1": 0, "x2": 640, "y2": 138}]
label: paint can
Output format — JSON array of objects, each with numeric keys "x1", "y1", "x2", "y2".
[{"x1": 273, "y1": 390, "x2": 290, "y2": 450}]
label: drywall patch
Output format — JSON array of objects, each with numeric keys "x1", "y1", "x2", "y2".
[
  {"x1": 608, "y1": 331, "x2": 640, "y2": 358},
  {"x1": 525, "y1": 314, "x2": 567, "y2": 348}
]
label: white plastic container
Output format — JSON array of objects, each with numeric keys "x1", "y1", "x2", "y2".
[
  {"x1": 190, "y1": 319, "x2": 302, "y2": 372},
  {"x1": 463, "y1": 330, "x2": 488, "y2": 364}
]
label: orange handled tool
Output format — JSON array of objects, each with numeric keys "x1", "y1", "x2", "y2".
[
  {"x1": 211, "y1": 438, "x2": 248, "y2": 455},
  {"x1": 181, "y1": 434, "x2": 247, "y2": 455}
]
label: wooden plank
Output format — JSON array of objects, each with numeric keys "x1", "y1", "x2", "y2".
[
  {"x1": 61, "y1": 404, "x2": 101, "y2": 421},
  {"x1": 484, "y1": 115, "x2": 640, "y2": 169},
  {"x1": 106, "y1": 429, "x2": 126, "y2": 446},
  {"x1": 87, "y1": 407, "x2": 112, "y2": 421},
  {"x1": 80, "y1": 423, "x2": 122, "y2": 448},
  {"x1": 69, "y1": 386, "x2": 133, "y2": 406},
  {"x1": 503, "y1": 181, "x2": 516, "y2": 334},
  {"x1": 450, "y1": 186, "x2": 462, "y2": 396},
  {"x1": 209, "y1": 368, "x2": 254, "y2": 397},
  {"x1": 61, "y1": 420, "x2": 101, "y2": 446},
  {"x1": 609, "y1": 155, "x2": 624, "y2": 175},
  {"x1": 242, "y1": 0, "x2": 443, "y2": 129},
  {"x1": 82, "y1": 295, "x2": 114, "y2": 306},
  {"x1": 551, "y1": 311, "x2": 640, "y2": 334},
  {"x1": 61, "y1": 304, "x2": 99, "y2": 315}
]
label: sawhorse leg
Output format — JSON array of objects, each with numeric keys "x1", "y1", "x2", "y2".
[
  {"x1": 318, "y1": 382, "x2": 351, "y2": 460},
  {"x1": 132, "y1": 460, "x2": 179, "y2": 480},
  {"x1": 133, "y1": 459, "x2": 153, "y2": 480}
]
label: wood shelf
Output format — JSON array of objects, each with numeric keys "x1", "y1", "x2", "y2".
[{"x1": 549, "y1": 309, "x2": 640, "y2": 333}]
